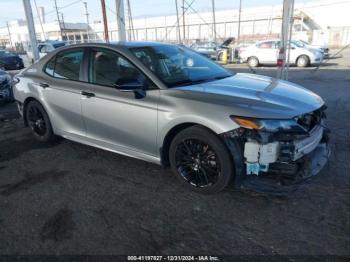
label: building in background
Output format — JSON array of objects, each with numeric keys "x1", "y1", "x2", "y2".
[
  {"x1": 0, "y1": 0, "x2": 349, "y2": 51},
  {"x1": 0, "y1": 19, "x2": 96, "y2": 51}
]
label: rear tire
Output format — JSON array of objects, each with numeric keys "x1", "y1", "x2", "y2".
[
  {"x1": 25, "y1": 100, "x2": 58, "y2": 143},
  {"x1": 247, "y1": 57, "x2": 259, "y2": 67},
  {"x1": 296, "y1": 55, "x2": 309, "y2": 67},
  {"x1": 169, "y1": 126, "x2": 234, "y2": 194}
]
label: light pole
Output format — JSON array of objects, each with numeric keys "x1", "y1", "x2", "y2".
[
  {"x1": 83, "y1": 2, "x2": 90, "y2": 42},
  {"x1": 116, "y1": 0, "x2": 126, "y2": 41},
  {"x1": 237, "y1": 0, "x2": 242, "y2": 45},
  {"x1": 277, "y1": 0, "x2": 295, "y2": 80},
  {"x1": 101, "y1": 0, "x2": 109, "y2": 42},
  {"x1": 175, "y1": 0, "x2": 182, "y2": 44},
  {"x1": 22, "y1": 0, "x2": 39, "y2": 61},
  {"x1": 211, "y1": 0, "x2": 217, "y2": 44}
]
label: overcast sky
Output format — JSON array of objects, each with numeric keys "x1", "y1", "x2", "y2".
[{"x1": 0, "y1": 0, "x2": 313, "y2": 27}]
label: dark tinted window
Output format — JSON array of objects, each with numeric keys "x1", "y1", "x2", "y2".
[
  {"x1": 53, "y1": 42, "x2": 66, "y2": 48},
  {"x1": 45, "y1": 56, "x2": 55, "y2": 76},
  {"x1": 89, "y1": 48, "x2": 149, "y2": 88},
  {"x1": 129, "y1": 45, "x2": 232, "y2": 87},
  {"x1": 54, "y1": 49, "x2": 83, "y2": 80}
]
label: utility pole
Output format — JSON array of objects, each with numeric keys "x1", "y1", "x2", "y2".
[
  {"x1": 54, "y1": 0, "x2": 63, "y2": 40},
  {"x1": 211, "y1": 0, "x2": 216, "y2": 43},
  {"x1": 83, "y1": 2, "x2": 90, "y2": 41},
  {"x1": 237, "y1": 0, "x2": 242, "y2": 45},
  {"x1": 6, "y1": 22, "x2": 13, "y2": 48},
  {"x1": 277, "y1": 0, "x2": 294, "y2": 80},
  {"x1": 33, "y1": 0, "x2": 46, "y2": 41},
  {"x1": 60, "y1": 13, "x2": 68, "y2": 41},
  {"x1": 182, "y1": 0, "x2": 186, "y2": 43},
  {"x1": 22, "y1": 0, "x2": 39, "y2": 61},
  {"x1": 126, "y1": 0, "x2": 135, "y2": 40},
  {"x1": 101, "y1": 0, "x2": 109, "y2": 42},
  {"x1": 115, "y1": 0, "x2": 126, "y2": 41},
  {"x1": 175, "y1": 0, "x2": 182, "y2": 44}
]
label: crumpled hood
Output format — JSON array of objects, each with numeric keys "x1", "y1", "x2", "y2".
[{"x1": 174, "y1": 73, "x2": 324, "y2": 119}]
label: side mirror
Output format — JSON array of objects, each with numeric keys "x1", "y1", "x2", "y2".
[
  {"x1": 114, "y1": 79, "x2": 147, "y2": 99},
  {"x1": 13, "y1": 76, "x2": 20, "y2": 85}
]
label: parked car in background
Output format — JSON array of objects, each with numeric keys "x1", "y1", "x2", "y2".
[
  {"x1": 27, "y1": 40, "x2": 66, "y2": 62},
  {"x1": 0, "y1": 69, "x2": 13, "y2": 103},
  {"x1": 0, "y1": 50, "x2": 24, "y2": 70},
  {"x1": 240, "y1": 39, "x2": 324, "y2": 67},
  {"x1": 190, "y1": 37, "x2": 234, "y2": 60},
  {"x1": 296, "y1": 39, "x2": 329, "y2": 57},
  {"x1": 13, "y1": 42, "x2": 329, "y2": 194}
]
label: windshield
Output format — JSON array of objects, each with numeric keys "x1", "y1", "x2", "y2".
[
  {"x1": 299, "y1": 40, "x2": 309, "y2": 45},
  {"x1": 129, "y1": 45, "x2": 232, "y2": 87},
  {"x1": 290, "y1": 40, "x2": 304, "y2": 48}
]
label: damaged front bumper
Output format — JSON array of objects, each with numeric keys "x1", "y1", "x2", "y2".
[
  {"x1": 223, "y1": 123, "x2": 330, "y2": 195},
  {"x1": 241, "y1": 142, "x2": 330, "y2": 195}
]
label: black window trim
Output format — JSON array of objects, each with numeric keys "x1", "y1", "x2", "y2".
[
  {"x1": 43, "y1": 47, "x2": 87, "y2": 83},
  {"x1": 84, "y1": 46, "x2": 159, "y2": 91}
]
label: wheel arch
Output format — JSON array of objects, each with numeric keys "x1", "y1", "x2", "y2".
[
  {"x1": 160, "y1": 122, "x2": 225, "y2": 167},
  {"x1": 22, "y1": 97, "x2": 44, "y2": 126}
]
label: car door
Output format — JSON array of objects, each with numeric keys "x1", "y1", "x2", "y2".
[
  {"x1": 256, "y1": 41, "x2": 279, "y2": 64},
  {"x1": 80, "y1": 47, "x2": 159, "y2": 157},
  {"x1": 40, "y1": 48, "x2": 86, "y2": 138}
]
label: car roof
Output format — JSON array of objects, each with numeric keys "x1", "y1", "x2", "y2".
[
  {"x1": 112, "y1": 41, "x2": 174, "y2": 48},
  {"x1": 256, "y1": 39, "x2": 280, "y2": 43},
  {"x1": 53, "y1": 41, "x2": 175, "y2": 51}
]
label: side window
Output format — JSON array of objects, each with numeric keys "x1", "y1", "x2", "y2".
[
  {"x1": 89, "y1": 48, "x2": 149, "y2": 88},
  {"x1": 54, "y1": 49, "x2": 83, "y2": 81},
  {"x1": 133, "y1": 50, "x2": 155, "y2": 71},
  {"x1": 258, "y1": 41, "x2": 273, "y2": 49},
  {"x1": 45, "y1": 56, "x2": 55, "y2": 76}
]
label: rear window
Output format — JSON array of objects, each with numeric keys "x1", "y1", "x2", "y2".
[
  {"x1": 44, "y1": 48, "x2": 83, "y2": 81},
  {"x1": 53, "y1": 42, "x2": 66, "y2": 48}
]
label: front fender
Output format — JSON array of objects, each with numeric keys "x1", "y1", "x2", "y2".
[{"x1": 157, "y1": 114, "x2": 240, "y2": 150}]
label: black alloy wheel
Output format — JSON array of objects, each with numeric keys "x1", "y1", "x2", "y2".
[
  {"x1": 25, "y1": 100, "x2": 57, "y2": 142},
  {"x1": 27, "y1": 105, "x2": 47, "y2": 136},
  {"x1": 169, "y1": 126, "x2": 234, "y2": 194},
  {"x1": 175, "y1": 139, "x2": 220, "y2": 188}
]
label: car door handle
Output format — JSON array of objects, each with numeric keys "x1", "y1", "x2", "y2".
[
  {"x1": 81, "y1": 91, "x2": 95, "y2": 98},
  {"x1": 39, "y1": 82, "x2": 50, "y2": 88}
]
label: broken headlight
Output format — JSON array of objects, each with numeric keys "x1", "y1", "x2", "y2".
[{"x1": 231, "y1": 116, "x2": 308, "y2": 134}]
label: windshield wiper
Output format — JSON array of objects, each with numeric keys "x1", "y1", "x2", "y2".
[{"x1": 173, "y1": 75, "x2": 231, "y2": 87}]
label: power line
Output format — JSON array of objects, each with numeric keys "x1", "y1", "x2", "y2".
[
  {"x1": 54, "y1": 0, "x2": 63, "y2": 39},
  {"x1": 162, "y1": 0, "x2": 195, "y2": 41},
  {"x1": 184, "y1": 0, "x2": 225, "y2": 40}
]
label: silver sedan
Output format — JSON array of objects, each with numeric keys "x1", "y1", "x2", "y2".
[{"x1": 13, "y1": 42, "x2": 329, "y2": 194}]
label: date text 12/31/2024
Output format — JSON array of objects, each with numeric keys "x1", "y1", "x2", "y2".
[{"x1": 127, "y1": 256, "x2": 220, "y2": 261}]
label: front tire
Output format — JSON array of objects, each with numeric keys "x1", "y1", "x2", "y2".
[
  {"x1": 296, "y1": 55, "x2": 309, "y2": 67},
  {"x1": 247, "y1": 56, "x2": 259, "y2": 67},
  {"x1": 169, "y1": 126, "x2": 234, "y2": 194},
  {"x1": 25, "y1": 100, "x2": 57, "y2": 143}
]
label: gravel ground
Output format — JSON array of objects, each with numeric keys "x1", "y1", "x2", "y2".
[{"x1": 0, "y1": 50, "x2": 349, "y2": 258}]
